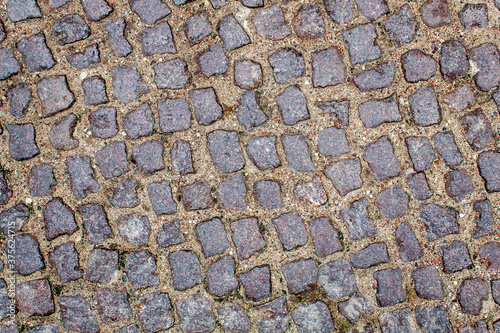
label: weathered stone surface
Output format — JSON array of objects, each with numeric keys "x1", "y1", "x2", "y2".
[
  {"x1": 340, "y1": 198, "x2": 377, "y2": 240},
  {"x1": 67, "y1": 155, "x2": 99, "y2": 200},
  {"x1": 253, "y1": 297, "x2": 290, "y2": 332},
  {"x1": 318, "y1": 258, "x2": 357, "y2": 301},
  {"x1": 282, "y1": 134, "x2": 315, "y2": 172},
  {"x1": 493, "y1": 280, "x2": 500, "y2": 305},
  {"x1": 49, "y1": 114, "x2": 79, "y2": 150},
  {"x1": 364, "y1": 136, "x2": 401, "y2": 181},
  {"x1": 239, "y1": 265, "x2": 271, "y2": 301},
  {"x1": 458, "y1": 278, "x2": 489, "y2": 315},
  {"x1": 137, "y1": 293, "x2": 174, "y2": 332},
  {"x1": 443, "y1": 84, "x2": 475, "y2": 112},
  {"x1": 395, "y1": 222, "x2": 422, "y2": 262},
  {"x1": 269, "y1": 48, "x2": 305, "y2": 84},
  {"x1": 156, "y1": 220, "x2": 185, "y2": 248},
  {"x1": 169, "y1": 250, "x2": 201, "y2": 290},
  {"x1": 318, "y1": 127, "x2": 350, "y2": 157},
  {"x1": 112, "y1": 66, "x2": 149, "y2": 103},
  {"x1": 218, "y1": 303, "x2": 251, "y2": 333},
  {"x1": 473, "y1": 199, "x2": 493, "y2": 238},
  {"x1": 458, "y1": 321, "x2": 489, "y2": 333},
  {"x1": 479, "y1": 242, "x2": 500, "y2": 270},
  {"x1": 383, "y1": 5, "x2": 416, "y2": 45},
  {"x1": 189, "y1": 88, "x2": 223, "y2": 126},
  {"x1": 342, "y1": 24, "x2": 381, "y2": 65},
  {"x1": 247, "y1": 136, "x2": 280, "y2": 170},
  {"x1": 231, "y1": 217, "x2": 265, "y2": 260},
  {"x1": 218, "y1": 173, "x2": 247, "y2": 211},
  {"x1": 81, "y1": 204, "x2": 113, "y2": 245},
  {"x1": 8, "y1": 84, "x2": 31, "y2": 118},
  {"x1": 44, "y1": 197, "x2": 77, "y2": 241},
  {"x1": 409, "y1": 87, "x2": 441, "y2": 126},
  {"x1": 158, "y1": 98, "x2": 191, "y2": 133},
  {"x1": 350, "y1": 242, "x2": 389, "y2": 269},
  {"x1": 17, "y1": 33, "x2": 55, "y2": 72},
  {"x1": 292, "y1": 301, "x2": 334, "y2": 333},
  {"x1": 12, "y1": 233, "x2": 44, "y2": 275},
  {"x1": 433, "y1": 131, "x2": 463, "y2": 167},
  {"x1": 294, "y1": 176, "x2": 328, "y2": 207},
  {"x1": 460, "y1": 109, "x2": 494, "y2": 151},
  {"x1": 406, "y1": 136, "x2": 435, "y2": 171},
  {"x1": 407, "y1": 172, "x2": 431, "y2": 201},
  {"x1": 68, "y1": 43, "x2": 100, "y2": 68},
  {"x1": 83, "y1": 76, "x2": 108, "y2": 106},
  {"x1": 97, "y1": 288, "x2": 132, "y2": 323},
  {"x1": 207, "y1": 130, "x2": 245, "y2": 174},
  {"x1": 324, "y1": 0, "x2": 355, "y2": 24},
  {"x1": 276, "y1": 85, "x2": 310, "y2": 125},
  {"x1": 272, "y1": 211, "x2": 308, "y2": 251},
  {"x1": 441, "y1": 240, "x2": 472, "y2": 273},
  {"x1": 7, "y1": 0, "x2": 41, "y2": 22},
  {"x1": 254, "y1": 180, "x2": 283, "y2": 209},
  {"x1": 324, "y1": 158, "x2": 362, "y2": 196},
  {"x1": 469, "y1": 43, "x2": 500, "y2": 92},
  {"x1": 206, "y1": 256, "x2": 238, "y2": 297},
  {"x1": 196, "y1": 42, "x2": 228, "y2": 77},
  {"x1": 420, "y1": 0, "x2": 451, "y2": 27},
  {"x1": 26, "y1": 324, "x2": 59, "y2": 333},
  {"x1": 109, "y1": 178, "x2": 140, "y2": 208},
  {"x1": 444, "y1": 169, "x2": 473, "y2": 202},
  {"x1": 95, "y1": 141, "x2": 130, "y2": 179},
  {"x1": 86, "y1": 248, "x2": 118, "y2": 284},
  {"x1": 0, "y1": 204, "x2": 28, "y2": 235},
  {"x1": 59, "y1": 295, "x2": 99, "y2": 333},
  {"x1": 123, "y1": 103, "x2": 154, "y2": 139},
  {"x1": 141, "y1": 22, "x2": 176, "y2": 56},
  {"x1": 282, "y1": 258, "x2": 317, "y2": 294},
  {"x1": 117, "y1": 214, "x2": 151, "y2": 246},
  {"x1": 460, "y1": 4, "x2": 488, "y2": 30},
  {"x1": 402, "y1": 50, "x2": 437, "y2": 83},
  {"x1": 185, "y1": 13, "x2": 211, "y2": 45},
  {"x1": 440, "y1": 40, "x2": 469, "y2": 80},
  {"x1": 38, "y1": 75, "x2": 75, "y2": 117},
  {"x1": 293, "y1": 3, "x2": 325, "y2": 39},
  {"x1": 354, "y1": 62, "x2": 395, "y2": 91},
  {"x1": 176, "y1": 294, "x2": 215, "y2": 333},
  {"x1": 196, "y1": 218, "x2": 230, "y2": 257},
  {"x1": 239, "y1": 0, "x2": 261, "y2": 8},
  {"x1": 373, "y1": 269, "x2": 404, "y2": 307},
  {"x1": 0, "y1": 174, "x2": 12, "y2": 207},
  {"x1": 253, "y1": 5, "x2": 291, "y2": 40},
  {"x1": 29, "y1": 163, "x2": 56, "y2": 197},
  {"x1": 182, "y1": 180, "x2": 213, "y2": 211},
  {"x1": 234, "y1": 59, "x2": 262, "y2": 89},
  {"x1": 154, "y1": 57, "x2": 190, "y2": 89},
  {"x1": 53, "y1": 15, "x2": 90, "y2": 45},
  {"x1": 7, "y1": 123, "x2": 39, "y2": 161},
  {"x1": 105, "y1": 18, "x2": 132, "y2": 57},
  {"x1": 171, "y1": 140, "x2": 194, "y2": 176},
  {"x1": 312, "y1": 46, "x2": 345, "y2": 87},
  {"x1": 218, "y1": 15, "x2": 250, "y2": 51},
  {"x1": 376, "y1": 186, "x2": 408, "y2": 219},
  {"x1": 125, "y1": 250, "x2": 159, "y2": 290},
  {"x1": 355, "y1": 0, "x2": 388, "y2": 21},
  {"x1": 235, "y1": 91, "x2": 268, "y2": 131},
  {"x1": 17, "y1": 279, "x2": 54, "y2": 317},
  {"x1": 133, "y1": 140, "x2": 165, "y2": 174},
  {"x1": 81, "y1": 0, "x2": 112, "y2": 21},
  {"x1": 130, "y1": 0, "x2": 170, "y2": 25},
  {"x1": 478, "y1": 150, "x2": 500, "y2": 192},
  {"x1": 412, "y1": 265, "x2": 444, "y2": 300},
  {"x1": 49, "y1": 241, "x2": 83, "y2": 283},
  {"x1": 317, "y1": 99, "x2": 349, "y2": 125},
  {"x1": 359, "y1": 94, "x2": 401, "y2": 128},
  {"x1": 420, "y1": 203, "x2": 458, "y2": 241},
  {"x1": 338, "y1": 293, "x2": 374, "y2": 324}
]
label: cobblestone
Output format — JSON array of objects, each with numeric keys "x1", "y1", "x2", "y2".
[
  {"x1": 89, "y1": 107, "x2": 118, "y2": 139},
  {"x1": 318, "y1": 258, "x2": 357, "y2": 301},
  {"x1": 126, "y1": 250, "x2": 159, "y2": 290},
  {"x1": 350, "y1": 242, "x2": 390, "y2": 269},
  {"x1": 49, "y1": 241, "x2": 83, "y2": 283},
  {"x1": 239, "y1": 265, "x2": 271, "y2": 301}
]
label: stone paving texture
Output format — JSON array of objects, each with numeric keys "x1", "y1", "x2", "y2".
[{"x1": 0, "y1": 0, "x2": 500, "y2": 332}]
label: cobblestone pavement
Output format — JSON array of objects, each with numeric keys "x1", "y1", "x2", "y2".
[{"x1": 0, "y1": 0, "x2": 500, "y2": 332}]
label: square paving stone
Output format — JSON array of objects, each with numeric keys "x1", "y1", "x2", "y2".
[
  {"x1": 112, "y1": 66, "x2": 149, "y2": 103},
  {"x1": 342, "y1": 24, "x2": 381, "y2": 65},
  {"x1": 37, "y1": 75, "x2": 75, "y2": 117},
  {"x1": 89, "y1": 107, "x2": 118, "y2": 139},
  {"x1": 355, "y1": 0, "x2": 388, "y2": 21},
  {"x1": 443, "y1": 84, "x2": 476, "y2": 112},
  {"x1": 59, "y1": 295, "x2": 99, "y2": 333},
  {"x1": 340, "y1": 198, "x2": 377, "y2": 240},
  {"x1": 282, "y1": 258, "x2": 317, "y2": 294},
  {"x1": 380, "y1": 308, "x2": 417, "y2": 333},
  {"x1": 218, "y1": 303, "x2": 251, "y2": 333},
  {"x1": 97, "y1": 288, "x2": 132, "y2": 323},
  {"x1": 17, "y1": 33, "x2": 55, "y2": 72},
  {"x1": 409, "y1": 87, "x2": 441, "y2": 126},
  {"x1": 318, "y1": 127, "x2": 350, "y2": 157},
  {"x1": 189, "y1": 88, "x2": 223, "y2": 126},
  {"x1": 459, "y1": 3, "x2": 488, "y2": 30},
  {"x1": 293, "y1": 176, "x2": 328, "y2": 206},
  {"x1": 479, "y1": 241, "x2": 500, "y2": 271},
  {"x1": 83, "y1": 76, "x2": 108, "y2": 106},
  {"x1": 282, "y1": 134, "x2": 315, "y2": 172},
  {"x1": 154, "y1": 57, "x2": 190, "y2": 89},
  {"x1": 80, "y1": 204, "x2": 113, "y2": 245},
  {"x1": 80, "y1": 0, "x2": 112, "y2": 21},
  {"x1": 458, "y1": 278, "x2": 489, "y2": 315},
  {"x1": 247, "y1": 136, "x2": 280, "y2": 170},
  {"x1": 206, "y1": 256, "x2": 238, "y2": 297},
  {"x1": 171, "y1": 140, "x2": 194, "y2": 176},
  {"x1": 137, "y1": 293, "x2": 175, "y2": 332},
  {"x1": 420, "y1": 203, "x2": 458, "y2": 241},
  {"x1": 176, "y1": 294, "x2": 216, "y2": 333},
  {"x1": 49, "y1": 241, "x2": 83, "y2": 283},
  {"x1": 125, "y1": 250, "x2": 159, "y2": 290},
  {"x1": 407, "y1": 172, "x2": 431, "y2": 201},
  {"x1": 383, "y1": 4, "x2": 416, "y2": 45},
  {"x1": 49, "y1": 113, "x2": 79, "y2": 150},
  {"x1": 12, "y1": 234, "x2": 44, "y2": 275},
  {"x1": 272, "y1": 211, "x2": 308, "y2": 251},
  {"x1": 350, "y1": 242, "x2": 389, "y2": 269},
  {"x1": 130, "y1": 0, "x2": 171, "y2": 25},
  {"x1": 309, "y1": 217, "x2": 342, "y2": 257},
  {"x1": 109, "y1": 178, "x2": 140, "y2": 208},
  {"x1": 239, "y1": 265, "x2": 271, "y2": 301},
  {"x1": 0, "y1": 204, "x2": 28, "y2": 235},
  {"x1": 358, "y1": 94, "x2": 401, "y2": 128},
  {"x1": 44, "y1": 197, "x2": 77, "y2": 241},
  {"x1": 433, "y1": 131, "x2": 463, "y2": 167},
  {"x1": 324, "y1": 158, "x2": 362, "y2": 196},
  {"x1": 469, "y1": 43, "x2": 500, "y2": 92},
  {"x1": 95, "y1": 141, "x2": 130, "y2": 179},
  {"x1": 269, "y1": 48, "x2": 305, "y2": 84},
  {"x1": 412, "y1": 265, "x2": 444, "y2": 300},
  {"x1": 158, "y1": 97, "x2": 192, "y2": 132},
  {"x1": 292, "y1": 3, "x2": 325, "y2": 39},
  {"x1": 312, "y1": 46, "x2": 346, "y2": 87},
  {"x1": 68, "y1": 43, "x2": 101, "y2": 69},
  {"x1": 118, "y1": 214, "x2": 150, "y2": 246},
  {"x1": 376, "y1": 186, "x2": 409, "y2": 219},
  {"x1": 478, "y1": 150, "x2": 500, "y2": 192},
  {"x1": 195, "y1": 218, "x2": 230, "y2": 257},
  {"x1": 234, "y1": 59, "x2": 263, "y2": 89},
  {"x1": 253, "y1": 180, "x2": 283, "y2": 209},
  {"x1": 196, "y1": 42, "x2": 228, "y2": 77},
  {"x1": 66, "y1": 155, "x2": 99, "y2": 199},
  {"x1": 373, "y1": 268, "x2": 405, "y2": 307},
  {"x1": 8, "y1": 83, "x2": 31, "y2": 118},
  {"x1": 133, "y1": 140, "x2": 165, "y2": 173},
  {"x1": 218, "y1": 14, "x2": 250, "y2": 51},
  {"x1": 156, "y1": 219, "x2": 185, "y2": 247},
  {"x1": 338, "y1": 293, "x2": 374, "y2": 324},
  {"x1": 473, "y1": 199, "x2": 494, "y2": 239},
  {"x1": 7, "y1": 123, "x2": 39, "y2": 161},
  {"x1": 105, "y1": 18, "x2": 132, "y2": 57},
  {"x1": 253, "y1": 296, "x2": 290, "y2": 332},
  {"x1": 231, "y1": 217, "x2": 265, "y2": 260},
  {"x1": 421, "y1": 0, "x2": 452, "y2": 26},
  {"x1": 141, "y1": 22, "x2": 176, "y2": 56},
  {"x1": 0, "y1": 173, "x2": 12, "y2": 206},
  {"x1": 235, "y1": 91, "x2": 268, "y2": 131},
  {"x1": 460, "y1": 109, "x2": 494, "y2": 151},
  {"x1": 253, "y1": 5, "x2": 291, "y2": 40},
  {"x1": 169, "y1": 250, "x2": 201, "y2": 291},
  {"x1": 405, "y1": 136, "x2": 435, "y2": 171},
  {"x1": 123, "y1": 103, "x2": 154, "y2": 139},
  {"x1": 53, "y1": 15, "x2": 90, "y2": 45},
  {"x1": 441, "y1": 240, "x2": 472, "y2": 273},
  {"x1": 85, "y1": 248, "x2": 118, "y2": 284},
  {"x1": 440, "y1": 40, "x2": 469, "y2": 80},
  {"x1": 364, "y1": 136, "x2": 402, "y2": 181},
  {"x1": 401, "y1": 50, "x2": 437, "y2": 83},
  {"x1": 7, "y1": 0, "x2": 41, "y2": 22},
  {"x1": 184, "y1": 13, "x2": 211, "y2": 46},
  {"x1": 292, "y1": 301, "x2": 334, "y2": 333},
  {"x1": 16, "y1": 279, "x2": 55, "y2": 317},
  {"x1": 354, "y1": 62, "x2": 395, "y2": 92},
  {"x1": 29, "y1": 163, "x2": 56, "y2": 197},
  {"x1": 444, "y1": 169, "x2": 473, "y2": 202},
  {"x1": 276, "y1": 85, "x2": 310, "y2": 126},
  {"x1": 207, "y1": 130, "x2": 245, "y2": 174},
  {"x1": 182, "y1": 180, "x2": 213, "y2": 211},
  {"x1": 395, "y1": 222, "x2": 422, "y2": 262},
  {"x1": 317, "y1": 99, "x2": 350, "y2": 126},
  {"x1": 218, "y1": 173, "x2": 247, "y2": 211}
]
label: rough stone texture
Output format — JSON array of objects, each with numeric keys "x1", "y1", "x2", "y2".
[
  {"x1": 117, "y1": 214, "x2": 151, "y2": 246},
  {"x1": 218, "y1": 173, "x2": 247, "y2": 211},
  {"x1": 7, "y1": 123, "x2": 39, "y2": 161},
  {"x1": 459, "y1": 4, "x2": 488, "y2": 30},
  {"x1": 95, "y1": 141, "x2": 130, "y2": 179},
  {"x1": 420, "y1": 203, "x2": 458, "y2": 241},
  {"x1": 0, "y1": 48, "x2": 20, "y2": 80},
  {"x1": 81, "y1": 204, "x2": 113, "y2": 245},
  {"x1": 350, "y1": 242, "x2": 389, "y2": 269},
  {"x1": 415, "y1": 306, "x2": 453, "y2": 333},
  {"x1": 125, "y1": 250, "x2": 159, "y2": 290},
  {"x1": 420, "y1": 0, "x2": 451, "y2": 27},
  {"x1": 412, "y1": 265, "x2": 444, "y2": 300},
  {"x1": 17, "y1": 33, "x2": 55, "y2": 72},
  {"x1": 478, "y1": 150, "x2": 500, "y2": 192},
  {"x1": 169, "y1": 250, "x2": 201, "y2": 290},
  {"x1": 239, "y1": 265, "x2": 271, "y2": 301},
  {"x1": 231, "y1": 217, "x2": 265, "y2": 260},
  {"x1": 272, "y1": 211, "x2": 308, "y2": 251},
  {"x1": 53, "y1": 15, "x2": 90, "y2": 45},
  {"x1": 294, "y1": 176, "x2": 328, "y2": 207},
  {"x1": 458, "y1": 321, "x2": 489, "y2": 333},
  {"x1": 253, "y1": 180, "x2": 283, "y2": 209},
  {"x1": 16, "y1": 279, "x2": 55, "y2": 317},
  {"x1": 276, "y1": 85, "x2": 310, "y2": 126},
  {"x1": 130, "y1": 0, "x2": 170, "y2": 25},
  {"x1": 269, "y1": 48, "x2": 305, "y2": 84},
  {"x1": 37, "y1": 75, "x2": 75, "y2": 117},
  {"x1": 137, "y1": 293, "x2": 175, "y2": 332},
  {"x1": 292, "y1": 3, "x2": 325, "y2": 39},
  {"x1": 189, "y1": 88, "x2": 223, "y2": 126},
  {"x1": 182, "y1": 180, "x2": 213, "y2": 211},
  {"x1": 218, "y1": 14, "x2": 250, "y2": 51},
  {"x1": 68, "y1": 43, "x2": 100, "y2": 68},
  {"x1": 0, "y1": 204, "x2": 28, "y2": 235},
  {"x1": 156, "y1": 219, "x2": 185, "y2": 248},
  {"x1": 473, "y1": 199, "x2": 493, "y2": 238},
  {"x1": 196, "y1": 42, "x2": 228, "y2": 77},
  {"x1": 247, "y1": 136, "x2": 280, "y2": 170},
  {"x1": 355, "y1": 0, "x2": 388, "y2": 21},
  {"x1": 49, "y1": 241, "x2": 83, "y2": 283},
  {"x1": 253, "y1": 297, "x2": 290, "y2": 332},
  {"x1": 353, "y1": 62, "x2": 395, "y2": 92},
  {"x1": 340, "y1": 198, "x2": 377, "y2": 240},
  {"x1": 460, "y1": 109, "x2": 494, "y2": 151},
  {"x1": 406, "y1": 136, "x2": 435, "y2": 171},
  {"x1": 86, "y1": 248, "x2": 118, "y2": 284},
  {"x1": 407, "y1": 172, "x2": 432, "y2": 200},
  {"x1": 185, "y1": 14, "x2": 211, "y2": 46},
  {"x1": 440, "y1": 40, "x2": 469, "y2": 80},
  {"x1": 105, "y1": 18, "x2": 132, "y2": 57},
  {"x1": 479, "y1": 242, "x2": 500, "y2": 271},
  {"x1": 281, "y1": 258, "x2": 317, "y2": 294},
  {"x1": 469, "y1": 43, "x2": 500, "y2": 92},
  {"x1": 0, "y1": 174, "x2": 11, "y2": 207},
  {"x1": 253, "y1": 5, "x2": 291, "y2": 41},
  {"x1": 67, "y1": 155, "x2": 99, "y2": 200},
  {"x1": 123, "y1": 103, "x2": 154, "y2": 139},
  {"x1": 338, "y1": 293, "x2": 374, "y2": 324},
  {"x1": 235, "y1": 90, "x2": 268, "y2": 131},
  {"x1": 207, "y1": 130, "x2": 245, "y2": 174},
  {"x1": 443, "y1": 84, "x2": 475, "y2": 113},
  {"x1": 324, "y1": 0, "x2": 355, "y2": 24},
  {"x1": 109, "y1": 178, "x2": 140, "y2": 208},
  {"x1": 12, "y1": 233, "x2": 44, "y2": 275},
  {"x1": 401, "y1": 50, "x2": 437, "y2": 83},
  {"x1": 195, "y1": 218, "x2": 230, "y2": 257},
  {"x1": 176, "y1": 294, "x2": 216, "y2": 333},
  {"x1": 154, "y1": 57, "x2": 190, "y2": 89},
  {"x1": 282, "y1": 134, "x2": 315, "y2": 172},
  {"x1": 171, "y1": 140, "x2": 194, "y2": 176},
  {"x1": 359, "y1": 94, "x2": 401, "y2": 128},
  {"x1": 457, "y1": 278, "x2": 489, "y2": 315},
  {"x1": 312, "y1": 46, "x2": 346, "y2": 87},
  {"x1": 44, "y1": 197, "x2": 77, "y2": 241},
  {"x1": 292, "y1": 301, "x2": 334, "y2": 333},
  {"x1": 8, "y1": 83, "x2": 31, "y2": 118},
  {"x1": 318, "y1": 127, "x2": 350, "y2": 157},
  {"x1": 158, "y1": 97, "x2": 191, "y2": 133},
  {"x1": 112, "y1": 66, "x2": 149, "y2": 103},
  {"x1": 373, "y1": 269, "x2": 404, "y2": 307},
  {"x1": 342, "y1": 24, "x2": 381, "y2": 65},
  {"x1": 97, "y1": 288, "x2": 132, "y2": 323},
  {"x1": 376, "y1": 186, "x2": 408, "y2": 219},
  {"x1": 217, "y1": 303, "x2": 251, "y2": 333},
  {"x1": 383, "y1": 5, "x2": 416, "y2": 45},
  {"x1": 140, "y1": 22, "x2": 176, "y2": 56},
  {"x1": 318, "y1": 258, "x2": 357, "y2": 301},
  {"x1": 49, "y1": 114, "x2": 79, "y2": 150},
  {"x1": 444, "y1": 169, "x2": 473, "y2": 202},
  {"x1": 380, "y1": 308, "x2": 418, "y2": 333},
  {"x1": 433, "y1": 131, "x2": 463, "y2": 167},
  {"x1": 316, "y1": 99, "x2": 349, "y2": 125},
  {"x1": 234, "y1": 59, "x2": 262, "y2": 89},
  {"x1": 409, "y1": 87, "x2": 441, "y2": 127},
  {"x1": 83, "y1": 76, "x2": 108, "y2": 106},
  {"x1": 7, "y1": 0, "x2": 42, "y2": 22},
  {"x1": 29, "y1": 163, "x2": 56, "y2": 197},
  {"x1": 441, "y1": 240, "x2": 472, "y2": 273},
  {"x1": 324, "y1": 158, "x2": 362, "y2": 196},
  {"x1": 364, "y1": 136, "x2": 402, "y2": 181},
  {"x1": 395, "y1": 222, "x2": 422, "y2": 262},
  {"x1": 133, "y1": 140, "x2": 165, "y2": 174},
  {"x1": 206, "y1": 256, "x2": 238, "y2": 297},
  {"x1": 59, "y1": 295, "x2": 99, "y2": 333}
]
